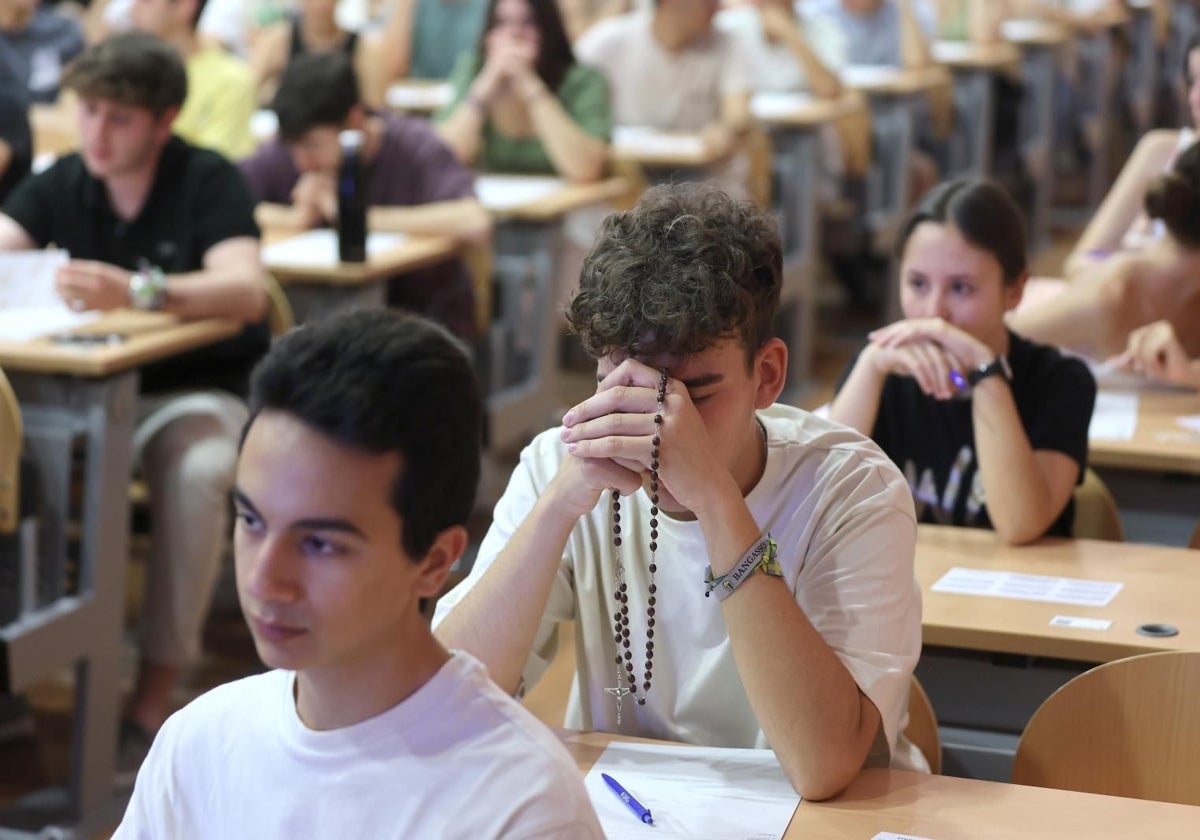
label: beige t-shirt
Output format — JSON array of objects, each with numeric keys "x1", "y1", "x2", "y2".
[{"x1": 574, "y1": 11, "x2": 754, "y2": 132}]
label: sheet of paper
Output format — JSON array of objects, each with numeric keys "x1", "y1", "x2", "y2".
[
  {"x1": 1176, "y1": 415, "x2": 1200, "y2": 435},
  {"x1": 612, "y1": 126, "x2": 706, "y2": 158},
  {"x1": 250, "y1": 109, "x2": 278, "y2": 141},
  {"x1": 1088, "y1": 389, "x2": 1139, "y2": 441},
  {"x1": 840, "y1": 64, "x2": 903, "y2": 87},
  {"x1": 262, "y1": 230, "x2": 406, "y2": 268},
  {"x1": 1050, "y1": 615, "x2": 1112, "y2": 631},
  {"x1": 0, "y1": 251, "x2": 101, "y2": 340},
  {"x1": 872, "y1": 833, "x2": 935, "y2": 840},
  {"x1": 1001, "y1": 18, "x2": 1051, "y2": 42},
  {"x1": 932, "y1": 40, "x2": 978, "y2": 63},
  {"x1": 750, "y1": 91, "x2": 817, "y2": 120},
  {"x1": 932, "y1": 567, "x2": 1123, "y2": 607},
  {"x1": 474, "y1": 175, "x2": 565, "y2": 212},
  {"x1": 583, "y1": 741, "x2": 800, "y2": 840},
  {"x1": 384, "y1": 81, "x2": 452, "y2": 111},
  {"x1": 0, "y1": 307, "x2": 101, "y2": 342}
]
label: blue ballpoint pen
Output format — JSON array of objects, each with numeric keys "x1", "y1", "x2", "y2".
[{"x1": 601, "y1": 773, "x2": 654, "y2": 825}]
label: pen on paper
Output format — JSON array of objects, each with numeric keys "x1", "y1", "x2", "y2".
[{"x1": 601, "y1": 773, "x2": 653, "y2": 825}]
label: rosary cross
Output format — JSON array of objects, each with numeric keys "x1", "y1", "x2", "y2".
[{"x1": 605, "y1": 685, "x2": 632, "y2": 724}]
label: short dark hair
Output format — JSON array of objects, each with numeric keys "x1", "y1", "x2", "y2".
[
  {"x1": 63, "y1": 31, "x2": 187, "y2": 116},
  {"x1": 189, "y1": 0, "x2": 211, "y2": 30},
  {"x1": 477, "y1": 0, "x2": 576, "y2": 91},
  {"x1": 895, "y1": 179, "x2": 1027, "y2": 285},
  {"x1": 1145, "y1": 140, "x2": 1200, "y2": 249},
  {"x1": 245, "y1": 309, "x2": 482, "y2": 560},
  {"x1": 272, "y1": 52, "x2": 359, "y2": 142},
  {"x1": 566, "y1": 183, "x2": 782, "y2": 364}
]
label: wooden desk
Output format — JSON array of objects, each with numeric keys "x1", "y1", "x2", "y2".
[
  {"x1": 917, "y1": 524, "x2": 1198, "y2": 663},
  {"x1": 1, "y1": 310, "x2": 241, "y2": 825},
  {"x1": 1090, "y1": 386, "x2": 1200, "y2": 476},
  {"x1": 29, "y1": 103, "x2": 79, "y2": 159},
  {"x1": 262, "y1": 229, "x2": 461, "y2": 323},
  {"x1": 839, "y1": 64, "x2": 952, "y2": 97},
  {"x1": 475, "y1": 175, "x2": 630, "y2": 451},
  {"x1": 610, "y1": 127, "x2": 724, "y2": 170},
  {"x1": 559, "y1": 732, "x2": 1200, "y2": 839}
]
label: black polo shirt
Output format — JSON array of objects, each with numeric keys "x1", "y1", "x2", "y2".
[{"x1": 2, "y1": 136, "x2": 269, "y2": 397}]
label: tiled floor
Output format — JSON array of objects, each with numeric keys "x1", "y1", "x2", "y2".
[{"x1": 0, "y1": 235, "x2": 1075, "y2": 837}]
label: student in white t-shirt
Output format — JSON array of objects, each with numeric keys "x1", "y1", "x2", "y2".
[
  {"x1": 434, "y1": 183, "x2": 926, "y2": 801},
  {"x1": 115, "y1": 310, "x2": 602, "y2": 840}
]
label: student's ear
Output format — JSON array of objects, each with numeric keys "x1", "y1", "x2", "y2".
[
  {"x1": 344, "y1": 105, "x2": 366, "y2": 131},
  {"x1": 1003, "y1": 270, "x2": 1029, "y2": 313},
  {"x1": 155, "y1": 105, "x2": 181, "y2": 139},
  {"x1": 412, "y1": 524, "x2": 468, "y2": 599},
  {"x1": 753, "y1": 337, "x2": 788, "y2": 409}
]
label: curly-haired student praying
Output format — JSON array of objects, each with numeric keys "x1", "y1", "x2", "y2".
[{"x1": 434, "y1": 182, "x2": 926, "y2": 800}]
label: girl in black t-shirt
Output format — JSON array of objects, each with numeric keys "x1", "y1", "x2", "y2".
[{"x1": 830, "y1": 179, "x2": 1095, "y2": 544}]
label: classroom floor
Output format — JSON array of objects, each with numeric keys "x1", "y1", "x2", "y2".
[{"x1": 0, "y1": 235, "x2": 1075, "y2": 837}]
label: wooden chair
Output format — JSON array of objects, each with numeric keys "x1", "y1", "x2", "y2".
[
  {"x1": 906, "y1": 676, "x2": 942, "y2": 775},
  {"x1": 462, "y1": 240, "x2": 494, "y2": 339},
  {"x1": 263, "y1": 273, "x2": 295, "y2": 337},
  {"x1": 1188, "y1": 521, "x2": 1200, "y2": 550},
  {"x1": 1073, "y1": 468, "x2": 1125, "y2": 542},
  {"x1": 1012, "y1": 651, "x2": 1200, "y2": 805},
  {"x1": 0, "y1": 368, "x2": 21, "y2": 538}
]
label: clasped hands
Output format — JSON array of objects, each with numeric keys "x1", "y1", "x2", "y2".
[
  {"x1": 551, "y1": 358, "x2": 726, "y2": 519},
  {"x1": 54, "y1": 259, "x2": 135, "y2": 312},
  {"x1": 865, "y1": 317, "x2": 995, "y2": 401},
  {"x1": 472, "y1": 30, "x2": 543, "y2": 105}
]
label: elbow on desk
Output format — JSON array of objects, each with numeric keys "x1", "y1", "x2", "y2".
[
  {"x1": 781, "y1": 753, "x2": 859, "y2": 802},
  {"x1": 992, "y1": 518, "x2": 1046, "y2": 547}
]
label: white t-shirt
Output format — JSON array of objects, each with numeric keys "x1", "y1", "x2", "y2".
[
  {"x1": 574, "y1": 11, "x2": 754, "y2": 131},
  {"x1": 435, "y1": 405, "x2": 926, "y2": 770},
  {"x1": 715, "y1": 4, "x2": 848, "y2": 92},
  {"x1": 113, "y1": 652, "x2": 603, "y2": 839}
]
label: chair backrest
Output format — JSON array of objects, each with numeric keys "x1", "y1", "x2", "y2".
[
  {"x1": 1012, "y1": 651, "x2": 1200, "y2": 804},
  {"x1": 0, "y1": 368, "x2": 22, "y2": 537},
  {"x1": 462, "y1": 240, "x2": 494, "y2": 338},
  {"x1": 263, "y1": 273, "x2": 295, "y2": 337},
  {"x1": 1073, "y1": 468, "x2": 1125, "y2": 542},
  {"x1": 905, "y1": 676, "x2": 942, "y2": 775},
  {"x1": 1189, "y1": 521, "x2": 1200, "y2": 550}
]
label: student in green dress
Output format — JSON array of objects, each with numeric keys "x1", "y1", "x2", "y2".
[{"x1": 434, "y1": 0, "x2": 611, "y2": 182}]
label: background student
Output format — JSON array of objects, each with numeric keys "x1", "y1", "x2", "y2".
[
  {"x1": 435, "y1": 0, "x2": 611, "y2": 182},
  {"x1": 831, "y1": 179, "x2": 1095, "y2": 544}
]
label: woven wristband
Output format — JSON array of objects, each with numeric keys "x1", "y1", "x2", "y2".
[{"x1": 704, "y1": 534, "x2": 781, "y2": 601}]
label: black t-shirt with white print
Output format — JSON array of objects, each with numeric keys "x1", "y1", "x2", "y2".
[{"x1": 836, "y1": 330, "x2": 1096, "y2": 537}]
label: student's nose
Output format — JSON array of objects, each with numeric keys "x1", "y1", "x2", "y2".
[
  {"x1": 931, "y1": 291, "x2": 953, "y2": 322},
  {"x1": 243, "y1": 537, "x2": 301, "y2": 605}
]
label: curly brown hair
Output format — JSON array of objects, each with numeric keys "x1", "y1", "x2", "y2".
[{"x1": 566, "y1": 183, "x2": 782, "y2": 365}]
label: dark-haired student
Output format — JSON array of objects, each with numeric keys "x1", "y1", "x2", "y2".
[
  {"x1": 114, "y1": 309, "x2": 603, "y2": 839},
  {"x1": 831, "y1": 179, "x2": 1095, "y2": 545},
  {"x1": 241, "y1": 51, "x2": 489, "y2": 339},
  {"x1": 434, "y1": 0, "x2": 611, "y2": 182},
  {"x1": 0, "y1": 0, "x2": 84, "y2": 103},
  {"x1": 1014, "y1": 142, "x2": 1200, "y2": 362},
  {"x1": 435, "y1": 183, "x2": 926, "y2": 801},
  {"x1": 0, "y1": 32, "x2": 269, "y2": 768}
]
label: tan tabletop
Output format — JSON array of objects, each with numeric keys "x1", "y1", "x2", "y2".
[
  {"x1": 918, "y1": 524, "x2": 1198, "y2": 662},
  {"x1": 478, "y1": 175, "x2": 631, "y2": 223},
  {"x1": 30, "y1": 102, "x2": 80, "y2": 159},
  {"x1": 0, "y1": 310, "x2": 240, "y2": 377},
  {"x1": 750, "y1": 91, "x2": 866, "y2": 129},
  {"x1": 1002, "y1": 18, "x2": 1072, "y2": 46},
  {"x1": 839, "y1": 64, "x2": 952, "y2": 96},
  {"x1": 611, "y1": 128, "x2": 725, "y2": 169},
  {"x1": 933, "y1": 39, "x2": 1022, "y2": 69},
  {"x1": 559, "y1": 731, "x2": 1200, "y2": 838},
  {"x1": 262, "y1": 228, "x2": 461, "y2": 285},
  {"x1": 1089, "y1": 388, "x2": 1200, "y2": 475}
]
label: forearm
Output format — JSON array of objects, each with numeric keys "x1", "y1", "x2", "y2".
[
  {"x1": 898, "y1": 0, "x2": 932, "y2": 67},
  {"x1": 965, "y1": 0, "x2": 1004, "y2": 43},
  {"x1": 828, "y1": 350, "x2": 886, "y2": 435},
  {"x1": 698, "y1": 486, "x2": 877, "y2": 799},
  {"x1": 777, "y1": 27, "x2": 843, "y2": 98},
  {"x1": 527, "y1": 93, "x2": 608, "y2": 182},
  {"x1": 380, "y1": 0, "x2": 415, "y2": 82},
  {"x1": 434, "y1": 495, "x2": 579, "y2": 694},
  {"x1": 434, "y1": 103, "x2": 486, "y2": 167},
  {"x1": 1010, "y1": 279, "x2": 1124, "y2": 358},
  {"x1": 369, "y1": 198, "x2": 492, "y2": 243},
  {"x1": 255, "y1": 202, "x2": 313, "y2": 232},
  {"x1": 971, "y1": 379, "x2": 1057, "y2": 544},
  {"x1": 164, "y1": 269, "x2": 267, "y2": 323}
]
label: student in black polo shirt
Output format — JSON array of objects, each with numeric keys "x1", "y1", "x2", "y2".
[
  {"x1": 0, "y1": 31, "x2": 269, "y2": 776},
  {"x1": 830, "y1": 179, "x2": 1096, "y2": 545}
]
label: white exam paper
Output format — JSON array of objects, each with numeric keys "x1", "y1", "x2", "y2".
[
  {"x1": 385, "y1": 81, "x2": 453, "y2": 111},
  {"x1": 262, "y1": 230, "x2": 406, "y2": 268},
  {"x1": 0, "y1": 251, "x2": 100, "y2": 341},
  {"x1": 750, "y1": 91, "x2": 817, "y2": 120},
  {"x1": 840, "y1": 64, "x2": 903, "y2": 88},
  {"x1": 1050, "y1": 615, "x2": 1112, "y2": 631},
  {"x1": 474, "y1": 175, "x2": 565, "y2": 212},
  {"x1": 932, "y1": 567, "x2": 1123, "y2": 607},
  {"x1": 1175, "y1": 415, "x2": 1200, "y2": 436},
  {"x1": 584, "y1": 741, "x2": 800, "y2": 840},
  {"x1": 612, "y1": 126, "x2": 706, "y2": 158},
  {"x1": 1088, "y1": 390, "x2": 1139, "y2": 441},
  {"x1": 872, "y1": 833, "x2": 935, "y2": 840}
]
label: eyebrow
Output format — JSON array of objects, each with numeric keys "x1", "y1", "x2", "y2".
[{"x1": 231, "y1": 487, "x2": 368, "y2": 539}]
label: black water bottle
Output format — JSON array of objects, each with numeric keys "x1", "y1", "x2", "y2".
[{"x1": 337, "y1": 129, "x2": 367, "y2": 262}]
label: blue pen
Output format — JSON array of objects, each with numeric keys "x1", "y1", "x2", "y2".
[{"x1": 601, "y1": 773, "x2": 653, "y2": 825}]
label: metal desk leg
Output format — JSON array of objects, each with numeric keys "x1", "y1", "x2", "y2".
[
  {"x1": 487, "y1": 219, "x2": 563, "y2": 451},
  {"x1": 949, "y1": 69, "x2": 996, "y2": 178},
  {"x1": 280, "y1": 281, "x2": 386, "y2": 324},
  {"x1": 3, "y1": 371, "x2": 137, "y2": 826}
]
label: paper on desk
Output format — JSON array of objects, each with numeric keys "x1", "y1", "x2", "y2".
[
  {"x1": 385, "y1": 81, "x2": 453, "y2": 111},
  {"x1": 475, "y1": 175, "x2": 565, "y2": 212},
  {"x1": 262, "y1": 230, "x2": 406, "y2": 268},
  {"x1": 0, "y1": 251, "x2": 100, "y2": 340},
  {"x1": 612, "y1": 126, "x2": 706, "y2": 158},
  {"x1": 932, "y1": 567, "x2": 1123, "y2": 607},
  {"x1": 1088, "y1": 390, "x2": 1139, "y2": 441},
  {"x1": 840, "y1": 64, "x2": 902, "y2": 87},
  {"x1": 932, "y1": 40, "x2": 978, "y2": 63},
  {"x1": 750, "y1": 91, "x2": 816, "y2": 120},
  {"x1": 1001, "y1": 18, "x2": 1051, "y2": 42},
  {"x1": 583, "y1": 741, "x2": 800, "y2": 840},
  {"x1": 250, "y1": 109, "x2": 278, "y2": 141},
  {"x1": 1176, "y1": 415, "x2": 1200, "y2": 435}
]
